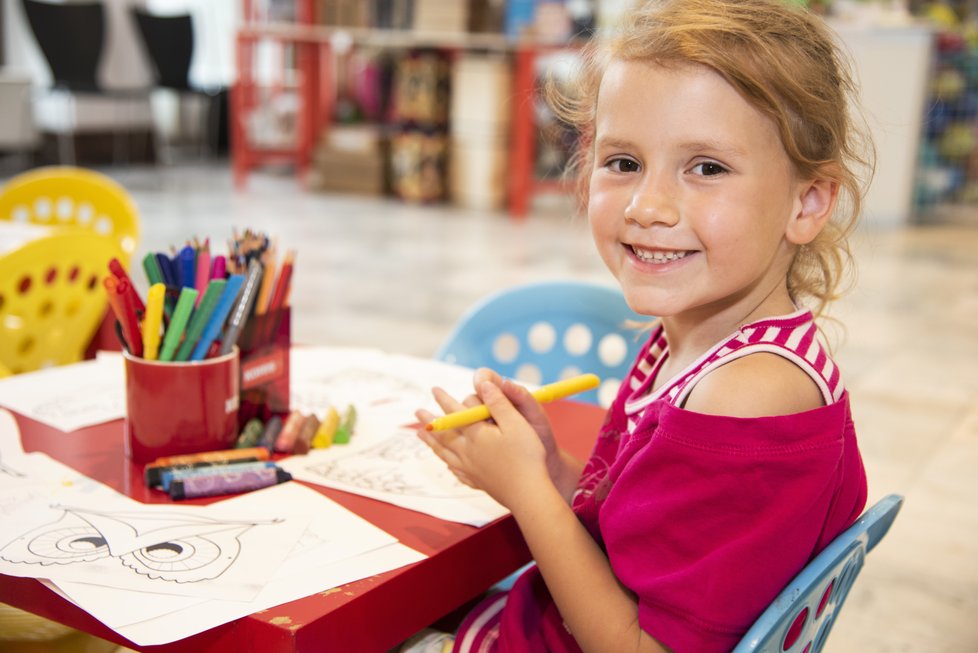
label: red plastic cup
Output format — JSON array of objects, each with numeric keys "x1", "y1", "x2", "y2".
[{"x1": 123, "y1": 348, "x2": 240, "y2": 463}]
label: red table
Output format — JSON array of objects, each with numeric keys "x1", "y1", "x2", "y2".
[{"x1": 0, "y1": 401, "x2": 603, "y2": 652}]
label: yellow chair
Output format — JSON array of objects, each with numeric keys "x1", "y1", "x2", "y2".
[
  {"x1": 0, "y1": 166, "x2": 140, "y2": 264},
  {"x1": 0, "y1": 228, "x2": 123, "y2": 374}
]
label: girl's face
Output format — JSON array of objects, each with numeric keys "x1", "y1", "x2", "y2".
[{"x1": 588, "y1": 60, "x2": 809, "y2": 326}]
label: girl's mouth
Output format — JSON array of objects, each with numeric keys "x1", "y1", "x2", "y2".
[{"x1": 629, "y1": 245, "x2": 691, "y2": 264}]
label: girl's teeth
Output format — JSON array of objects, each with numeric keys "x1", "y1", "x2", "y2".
[{"x1": 633, "y1": 247, "x2": 688, "y2": 263}]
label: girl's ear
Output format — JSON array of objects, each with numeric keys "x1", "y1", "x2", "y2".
[{"x1": 786, "y1": 177, "x2": 839, "y2": 245}]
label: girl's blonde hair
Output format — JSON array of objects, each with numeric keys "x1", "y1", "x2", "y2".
[{"x1": 549, "y1": 0, "x2": 875, "y2": 318}]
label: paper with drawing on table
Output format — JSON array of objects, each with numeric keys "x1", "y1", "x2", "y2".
[
  {"x1": 0, "y1": 408, "x2": 122, "y2": 518},
  {"x1": 0, "y1": 480, "x2": 311, "y2": 602},
  {"x1": 285, "y1": 347, "x2": 507, "y2": 526},
  {"x1": 56, "y1": 539, "x2": 425, "y2": 646},
  {"x1": 0, "y1": 355, "x2": 125, "y2": 431},
  {"x1": 48, "y1": 482, "x2": 424, "y2": 646}
]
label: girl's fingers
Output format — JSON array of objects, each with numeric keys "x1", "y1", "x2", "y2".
[
  {"x1": 418, "y1": 428, "x2": 464, "y2": 468},
  {"x1": 478, "y1": 381, "x2": 525, "y2": 427}
]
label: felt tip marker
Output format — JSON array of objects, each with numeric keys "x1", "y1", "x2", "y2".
[{"x1": 424, "y1": 373, "x2": 601, "y2": 432}]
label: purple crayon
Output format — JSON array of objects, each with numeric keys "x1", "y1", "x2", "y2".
[{"x1": 169, "y1": 466, "x2": 291, "y2": 500}]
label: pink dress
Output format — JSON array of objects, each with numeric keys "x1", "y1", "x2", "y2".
[{"x1": 454, "y1": 309, "x2": 867, "y2": 653}]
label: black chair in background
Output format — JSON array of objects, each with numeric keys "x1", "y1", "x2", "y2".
[
  {"x1": 21, "y1": 0, "x2": 153, "y2": 164},
  {"x1": 131, "y1": 8, "x2": 221, "y2": 160}
]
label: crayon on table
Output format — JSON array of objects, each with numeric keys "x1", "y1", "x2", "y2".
[
  {"x1": 189, "y1": 273, "x2": 244, "y2": 361},
  {"x1": 293, "y1": 414, "x2": 320, "y2": 455},
  {"x1": 148, "y1": 446, "x2": 271, "y2": 468},
  {"x1": 169, "y1": 466, "x2": 291, "y2": 500},
  {"x1": 235, "y1": 417, "x2": 265, "y2": 449},
  {"x1": 425, "y1": 373, "x2": 602, "y2": 432},
  {"x1": 273, "y1": 410, "x2": 305, "y2": 453},
  {"x1": 144, "y1": 456, "x2": 263, "y2": 488},
  {"x1": 333, "y1": 405, "x2": 357, "y2": 444},
  {"x1": 174, "y1": 278, "x2": 226, "y2": 361},
  {"x1": 312, "y1": 406, "x2": 339, "y2": 449},
  {"x1": 158, "y1": 286, "x2": 198, "y2": 361},
  {"x1": 160, "y1": 460, "x2": 277, "y2": 491},
  {"x1": 141, "y1": 282, "x2": 166, "y2": 360},
  {"x1": 257, "y1": 415, "x2": 283, "y2": 450}
]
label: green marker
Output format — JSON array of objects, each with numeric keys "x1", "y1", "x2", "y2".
[
  {"x1": 159, "y1": 286, "x2": 198, "y2": 361},
  {"x1": 142, "y1": 252, "x2": 164, "y2": 286},
  {"x1": 174, "y1": 279, "x2": 226, "y2": 361}
]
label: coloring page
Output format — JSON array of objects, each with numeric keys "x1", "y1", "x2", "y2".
[{"x1": 281, "y1": 427, "x2": 507, "y2": 527}]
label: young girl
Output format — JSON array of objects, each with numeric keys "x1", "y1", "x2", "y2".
[{"x1": 416, "y1": 0, "x2": 872, "y2": 650}]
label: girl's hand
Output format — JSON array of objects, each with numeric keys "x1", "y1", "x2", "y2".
[{"x1": 415, "y1": 369, "x2": 559, "y2": 509}]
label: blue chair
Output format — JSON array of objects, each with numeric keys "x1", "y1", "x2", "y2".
[
  {"x1": 733, "y1": 494, "x2": 904, "y2": 653},
  {"x1": 435, "y1": 280, "x2": 648, "y2": 408}
]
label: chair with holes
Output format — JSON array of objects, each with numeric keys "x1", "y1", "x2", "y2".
[
  {"x1": 0, "y1": 227, "x2": 123, "y2": 374},
  {"x1": 0, "y1": 166, "x2": 140, "y2": 264},
  {"x1": 733, "y1": 494, "x2": 904, "y2": 653},
  {"x1": 434, "y1": 280, "x2": 648, "y2": 407}
]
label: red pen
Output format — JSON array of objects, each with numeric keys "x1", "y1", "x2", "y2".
[
  {"x1": 267, "y1": 250, "x2": 294, "y2": 313},
  {"x1": 108, "y1": 257, "x2": 146, "y2": 314},
  {"x1": 114, "y1": 276, "x2": 144, "y2": 357},
  {"x1": 210, "y1": 254, "x2": 226, "y2": 280},
  {"x1": 103, "y1": 276, "x2": 131, "y2": 352},
  {"x1": 195, "y1": 239, "x2": 211, "y2": 306}
]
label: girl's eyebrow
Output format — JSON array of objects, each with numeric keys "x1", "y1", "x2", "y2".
[
  {"x1": 594, "y1": 134, "x2": 746, "y2": 158},
  {"x1": 593, "y1": 136, "x2": 638, "y2": 151},
  {"x1": 680, "y1": 139, "x2": 746, "y2": 157}
]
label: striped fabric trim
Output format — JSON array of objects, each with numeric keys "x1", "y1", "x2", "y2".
[
  {"x1": 624, "y1": 310, "x2": 843, "y2": 431},
  {"x1": 454, "y1": 593, "x2": 507, "y2": 653}
]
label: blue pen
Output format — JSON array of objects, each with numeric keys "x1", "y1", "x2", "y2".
[
  {"x1": 178, "y1": 245, "x2": 196, "y2": 289},
  {"x1": 155, "y1": 252, "x2": 176, "y2": 287},
  {"x1": 190, "y1": 273, "x2": 244, "y2": 360}
]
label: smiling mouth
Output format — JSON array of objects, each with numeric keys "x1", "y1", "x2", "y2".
[{"x1": 629, "y1": 245, "x2": 691, "y2": 263}]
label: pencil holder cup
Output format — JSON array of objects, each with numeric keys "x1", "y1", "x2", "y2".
[
  {"x1": 123, "y1": 347, "x2": 240, "y2": 463},
  {"x1": 238, "y1": 306, "x2": 291, "y2": 427}
]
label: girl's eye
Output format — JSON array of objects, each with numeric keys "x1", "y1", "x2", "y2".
[
  {"x1": 691, "y1": 162, "x2": 727, "y2": 176},
  {"x1": 608, "y1": 158, "x2": 640, "y2": 173}
]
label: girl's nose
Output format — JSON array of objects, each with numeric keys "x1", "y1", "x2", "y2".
[{"x1": 624, "y1": 180, "x2": 679, "y2": 227}]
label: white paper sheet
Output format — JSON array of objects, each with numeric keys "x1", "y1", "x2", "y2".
[
  {"x1": 286, "y1": 348, "x2": 508, "y2": 525},
  {"x1": 280, "y1": 428, "x2": 508, "y2": 526},
  {"x1": 44, "y1": 482, "x2": 409, "y2": 637},
  {"x1": 56, "y1": 540, "x2": 426, "y2": 646},
  {"x1": 290, "y1": 346, "x2": 477, "y2": 434},
  {"x1": 0, "y1": 356, "x2": 125, "y2": 431},
  {"x1": 0, "y1": 484, "x2": 310, "y2": 602}
]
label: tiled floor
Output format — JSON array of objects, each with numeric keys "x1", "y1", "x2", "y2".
[{"x1": 12, "y1": 161, "x2": 978, "y2": 651}]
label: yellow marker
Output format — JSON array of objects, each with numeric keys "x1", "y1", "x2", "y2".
[
  {"x1": 425, "y1": 373, "x2": 601, "y2": 432},
  {"x1": 141, "y1": 283, "x2": 166, "y2": 360}
]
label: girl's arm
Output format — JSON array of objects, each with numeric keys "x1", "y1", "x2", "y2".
[
  {"x1": 418, "y1": 379, "x2": 667, "y2": 653},
  {"x1": 510, "y1": 476, "x2": 669, "y2": 653}
]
